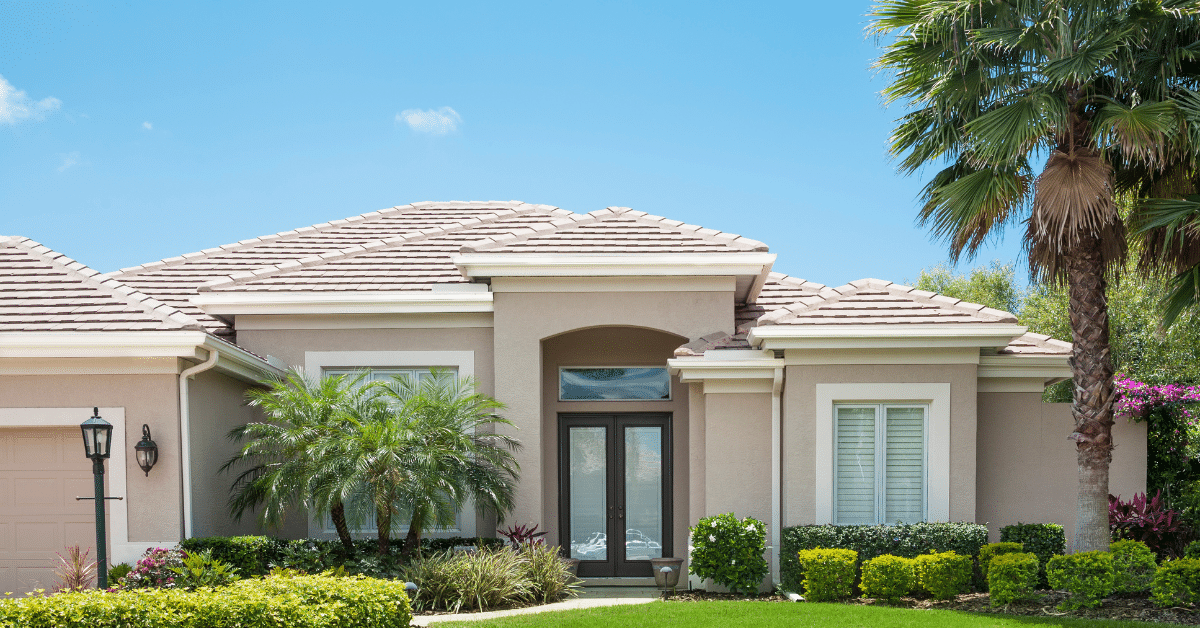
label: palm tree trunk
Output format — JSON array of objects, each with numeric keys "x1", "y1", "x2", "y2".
[
  {"x1": 376, "y1": 508, "x2": 392, "y2": 556},
  {"x1": 329, "y1": 501, "x2": 355, "y2": 554},
  {"x1": 1066, "y1": 233, "x2": 1117, "y2": 553},
  {"x1": 401, "y1": 519, "x2": 422, "y2": 559}
]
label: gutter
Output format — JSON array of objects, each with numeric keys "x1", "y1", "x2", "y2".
[{"x1": 178, "y1": 349, "x2": 219, "y2": 539}]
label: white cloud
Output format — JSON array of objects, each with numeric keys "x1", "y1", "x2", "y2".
[
  {"x1": 0, "y1": 74, "x2": 61, "y2": 125},
  {"x1": 57, "y1": 151, "x2": 80, "y2": 172},
  {"x1": 396, "y1": 107, "x2": 461, "y2": 135},
  {"x1": 142, "y1": 121, "x2": 153, "y2": 130}
]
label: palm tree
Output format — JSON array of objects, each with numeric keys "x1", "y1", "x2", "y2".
[
  {"x1": 870, "y1": 1, "x2": 1200, "y2": 551},
  {"x1": 223, "y1": 368, "x2": 364, "y2": 553},
  {"x1": 325, "y1": 371, "x2": 521, "y2": 556}
]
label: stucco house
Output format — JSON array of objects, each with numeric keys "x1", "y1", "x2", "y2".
[{"x1": 0, "y1": 200, "x2": 1145, "y2": 592}]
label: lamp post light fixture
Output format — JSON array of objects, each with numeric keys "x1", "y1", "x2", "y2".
[
  {"x1": 134, "y1": 424, "x2": 158, "y2": 476},
  {"x1": 80, "y1": 407, "x2": 112, "y2": 590}
]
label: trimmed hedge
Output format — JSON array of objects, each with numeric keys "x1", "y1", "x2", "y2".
[
  {"x1": 988, "y1": 552, "x2": 1039, "y2": 606},
  {"x1": 859, "y1": 555, "x2": 914, "y2": 603},
  {"x1": 0, "y1": 573, "x2": 412, "y2": 628},
  {"x1": 914, "y1": 551, "x2": 973, "y2": 600},
  {"x1": 1047, "y1": 551, "x2": 1115, "y2": 610},
  {"x1": 1152, "y1": 557, "x2": 1200, "y2": 607},
  {"x1": 978, "y1": 542, "x2": 1024, "y2": 583},
  {"x1": 1110, "y1": 540, "x2": 1157, "y2": 594},
  {"x1": 794, "y1": 549, "x2": 858, "y2": 602},
  {"x1": 999, "y1": 523, "x2": 1065, "y2": 588},
  {"x1": 178, "y1": 535, "x2": 506, "y2": 578},
  {"x1": 780, "y1": 522, "x2": 988, "y2": 594}
]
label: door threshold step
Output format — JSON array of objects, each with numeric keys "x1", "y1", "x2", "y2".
[{"x1": 578, "y1": 577, "x2": 658, "y2": 587}]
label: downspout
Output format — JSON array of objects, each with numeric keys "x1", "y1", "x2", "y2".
[
  {"x1": 179, "y1": 349, "x2": 218, "y2": 539},
  {"x1": 771, "y1": 365, "x2": 783, "y2": 588}
]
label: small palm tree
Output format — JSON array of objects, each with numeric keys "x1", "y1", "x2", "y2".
[
  {"x1": 223, "y1": 368, "x2": 364, "y2": 553},
  {"x1": 326, "y1": 371, "x2": 521, "y2": 557},
  {"x1": 870, "y1": 1, "x2": 1200, "y2": 551}
]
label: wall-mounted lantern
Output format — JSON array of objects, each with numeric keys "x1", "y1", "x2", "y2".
[{"x1": 134, "y1": 424, "x2": 158, "y2": 476}]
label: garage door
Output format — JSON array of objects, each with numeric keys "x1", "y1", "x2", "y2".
[{"x1": 0, "y1": 427, "x2": 108, "y2": 594}]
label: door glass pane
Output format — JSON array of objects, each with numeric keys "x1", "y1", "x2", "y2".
[
  {"x1": 569, "y1": 427, "x2": 608, "y2": 561},
  {"x1": 835, "y1": 406, "x2": 876, "y2": 524},
  {"x1": 624, "y1": 426, "x2": 663, "y2": 560},
  {"x1": 885, "y1": 406, "x2": 925, "y2": 523}
]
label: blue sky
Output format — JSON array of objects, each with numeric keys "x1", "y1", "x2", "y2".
[{"x1": 1, "y1": 1, "x2": 1027, "y2": 287}]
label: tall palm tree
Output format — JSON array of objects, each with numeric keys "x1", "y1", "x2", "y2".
[
  {"x1": 223, "y1": 368, "x2": 364, "y2": 553},
  {"x1": 325, "y1": 371, "x2": 521, "y2": 556},
  {"x1": 870, "y1": 0, "x2": 1200, "y2": 551}
]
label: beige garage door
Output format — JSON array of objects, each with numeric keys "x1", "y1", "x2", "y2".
[{"x1": 0, "y1": 427, "x2": 108, "y2": 594}]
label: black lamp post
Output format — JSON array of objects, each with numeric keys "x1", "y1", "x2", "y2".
[{"x1": 80, "y1": 407, "x2": 113, "y2": 589}]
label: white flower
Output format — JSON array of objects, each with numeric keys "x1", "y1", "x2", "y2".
[
  {"x1": 711, "y1": 521, "x2": 718, "y2": 528},
  {"x1": 732, "y1": 560, "x2": 737, "y2": 565},
  {"x1": 709, "y1": 535, "x2": 716, "y2": 542},
  {"x1": 746, "y1": 524, "x2": 756, "y2": 532}
]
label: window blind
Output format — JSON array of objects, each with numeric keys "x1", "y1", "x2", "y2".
[
  {"x1": 834, "y1": 403, "x2": 927, "y2": 525},
  {"x1": 884, "y1": 406, "x2": 925, "y2": 524},
  {"x1": 835, "y1": 406, "x2": 876, "y2": 524}
]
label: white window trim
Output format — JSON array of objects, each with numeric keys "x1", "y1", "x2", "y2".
[
  {"x1": 558, "y1": 366, "x2": 672, "y2": 402},
  {"x1": 832, "y1": 403, "x2": 928, "y2": 525},
  {"x1": 815, "y1": 383, "x2": 950, "y2": 524},
  {"x1": 303, "y1": 351, "x2": 476, "y2": 538},
  {"x1": 0, "y1": 408, "x2": 175, "y2": 565}
]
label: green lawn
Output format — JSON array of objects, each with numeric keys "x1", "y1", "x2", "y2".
[{"x1": 433, "y1": 601, "x2": 1167, "y2": 628}]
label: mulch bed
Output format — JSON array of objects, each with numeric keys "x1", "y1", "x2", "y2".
[{"x1": 666, "y1": 589, "x2": 1200, "y2": 625}]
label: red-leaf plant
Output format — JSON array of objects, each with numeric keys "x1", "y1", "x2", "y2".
[
  {"x1": 1110, "y1": 490, "x2": 1192, "y2": 558},
  {"x1": 497, "y1": 523, "x2": 547, "y2": 549}
]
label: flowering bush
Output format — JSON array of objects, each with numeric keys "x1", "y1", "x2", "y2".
[
  {"x1": 117, "y1": 547, "x2": 188, "y2": 589},
  {"x1": 689, "y1": 513, "x2": 768, "y2": 595}
]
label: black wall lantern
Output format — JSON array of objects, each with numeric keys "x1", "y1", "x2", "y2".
[{"x1": 134, "y1": 424, "x2": 158, "y2": 476}]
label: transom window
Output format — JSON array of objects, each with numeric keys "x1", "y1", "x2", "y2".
[
  {"x1": 559, "y1": 367, "x2": 671, "y2": 401},
  {"x1": 323, "y1": 367, "x2": 455, "y2": 383},
  {"x1": 834, "y1": 403, "x2": 927, "y2": 525}
]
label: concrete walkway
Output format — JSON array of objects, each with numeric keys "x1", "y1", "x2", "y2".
[{"x1": 411, "y1": 596, "x2": 659, "y2": 625}]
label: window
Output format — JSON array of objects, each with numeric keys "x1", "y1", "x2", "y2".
[
  {"x1": 559, "y1": 367, "x2": 671, "y2": 401},
  {"x1": 834, "y1": 403, "x2": 927, "y2": 525},
  {"x1": 323, "y1": 367, "x2": 454, "y2": 384}
]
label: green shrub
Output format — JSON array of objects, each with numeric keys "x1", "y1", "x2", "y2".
[
  {"x1": 689, "y1": 513, "x2": 769, "y2": 595},
  {"x1": 987, "y1": 552, "x2": 1039, "y2": 606},
  {"x1": 978, "y1": 542, "x2": 1023, "y2": 582},
  {"x1": 913, "y1": 551, "x2": 972, "y2": 600},
  {"x1": 106, "y1": 563, "x2": 133, "y2": 586},
  {"x1": 403, "y1": 547, "x2": 529, "y2": 613},
  {"x1": 859, "y1": 555, "x2": 914, "y2": 603},
  {"x1": 1109, "y1": 540, "x2": 1157, "y2": 594},
  {"x1": 1046, "y1": 551, "x2": 1115, "y2": 610},
  {"x1": 178, "y1": 535, "x2": 283, "y2": 576},
  {"x1": 1185, "y1": 540, "x2": 1200, "y2": 560},
  {"x1": 520, "y1": 544, "x2": 581, "y2": 604},
  {"x1": 0, "y1": 573, "x2": 412, "y2": 628},
  {"x1": 1151, "y1": 558, "x2": 1200, "y2": 607},
  {"x1": 794, "y1": 548, "x2": 858, "y2": 602},
  {"x1": 168, "y1": 549, "x2": 240, "y2": 589},
  {"x1": 779, "y1": 522, "x2": 988, "y2": 594},
  {"x1": 999, "y1": 523, "x2": 1065, "y2": 588}
]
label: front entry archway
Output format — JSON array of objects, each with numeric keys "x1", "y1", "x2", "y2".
[{"x1": 559, "y1": 412, "x2": 673, "y2": 578}]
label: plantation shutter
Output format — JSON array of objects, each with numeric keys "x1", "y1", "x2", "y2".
[
  {"x1": 835, "y1": 406, "x2": 876, "y2": 524},
  {"x1": 884, "y1": 406, "x2": 925, "y2": 523}
]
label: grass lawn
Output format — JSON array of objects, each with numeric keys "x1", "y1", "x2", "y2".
[{"x1": 433, "y1": 601, "x2": 1170, "y2": 628}]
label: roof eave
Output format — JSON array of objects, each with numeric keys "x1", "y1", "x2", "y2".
[
  {"x1": 746, "y1": 323, "x2": 1029, "y2": 350},
  {"x1": 192, "y1": 291, "x2": 495, "y2": 316}
]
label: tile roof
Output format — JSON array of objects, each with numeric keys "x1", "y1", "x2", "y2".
[
  {"x1": 461, "y1": 206, "x2": 769, "y2": 253},
  {"x1": 0, "y1": 236, "x2": 203, "y2": 332},
  {"x1": 997, "y1": 332, "x2": 1073, "y2": 355},
  {"x1": 755, "y1": 278, "x2": 1019, "y2": 326},
  {"x1": 736, "y1": 272, "x2": 828, "y2": 330}
]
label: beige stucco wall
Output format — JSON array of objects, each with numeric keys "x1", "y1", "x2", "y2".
[
  {"x1": 977, "y1": 393, "x2": 1147, "y2": 546},
  {"x1": 187, "y1": 368, "x2": 263, "y2": 538},
  {"x1": 236, "y1": 326, "x2": 496, "y2": 396},
  {"x1": 0, "y1": 372, "x2": 183, "y2": 543},
  {"x1": 701, "y1": 391, "x2": 773, "y2": 523},
  {"x1": 492, "y1": 285, "x2": 734, "y2": 538},
  {"x1": 540, "y1": 327, "x2": 689, "y2": 557},
  {"x1": 782, "y1": 363, "x2": 978, "y2": 526}
]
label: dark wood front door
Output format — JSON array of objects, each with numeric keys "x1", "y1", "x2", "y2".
[{"x1": 559, "y1": 413, "x2": 672, "y2": 578}]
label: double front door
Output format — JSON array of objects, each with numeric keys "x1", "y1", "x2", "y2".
[{"x1": 559, "y1": 413, "x2": 672, "y2": 578}]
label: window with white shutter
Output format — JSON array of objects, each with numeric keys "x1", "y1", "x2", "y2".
[{"x1": 833, "y1": 403, "x2": 927, "y2": 525}]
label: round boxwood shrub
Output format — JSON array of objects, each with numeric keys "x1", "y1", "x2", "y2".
[
  {"x1": 987, "y1": 552, "x2": 1039, "y2": 606},
  {"x1": 1046, "y1": 551, "x2": 1115, "y2": 610},
  {"x1": 689, "y1": 513, "x2": 768, "y2": 595},
  {"x1": 979, "y1": 542, "x2": 1024, "y2": 582},
  {"x1": 1110, "y1": 540, "x2": 1157, "y2": 594},
  {"x1": 860, "y1": 554, "x2": 914, "y2": 603},
  {"x1": 914, "y1": 551, "x2": 972, "y2": 600},
  {"x1": 794, "y1": 548, "x2": 858, "y2": 602},
  {"x1": 1152, "y1": 557, "x2": 1200, "y2": 607}
]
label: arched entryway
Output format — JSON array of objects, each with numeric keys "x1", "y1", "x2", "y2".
[{"x1": 540, "y1": 326, "x2": 689, "y2": 578}]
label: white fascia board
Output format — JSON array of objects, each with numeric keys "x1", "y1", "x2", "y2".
[
  {"x1": 977, "y1": 354, "x2": 1072, "y2": 381},
  {"x1": 0, "y1": 331, "x2": 210, "y2": 359},
  {"x1": 192, "y1": 291, "x2": 495, "y2": 316},
  {"x1": 746, "y1": 323, "x2": 1028, "y2": 350},
  {"x1": 453, "y1": 253, "x2": 777, "y2": 279},
  {"x1": 668, "y1": 356, "x2": 783, "y2": 384}
]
